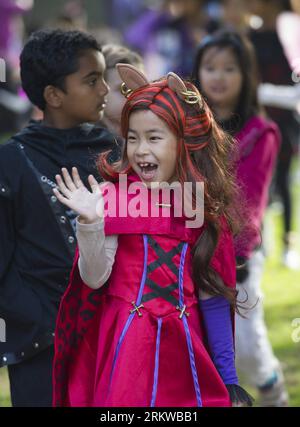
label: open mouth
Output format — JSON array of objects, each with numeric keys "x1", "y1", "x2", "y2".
[{"x1": 137, "y1": 162, "x2": 158, "y2": 181}]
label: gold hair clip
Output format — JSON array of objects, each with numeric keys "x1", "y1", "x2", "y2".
[
  {"x1": 181, "y1": 90, "x2": 201, "y2": 105},
  {"x1": 120, "y1": 82, "x2": 133, "y2": 98}
]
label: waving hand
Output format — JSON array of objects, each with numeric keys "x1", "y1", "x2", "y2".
[{"x1": 53, "y1": 167, "x2": 104, "y2": 224}]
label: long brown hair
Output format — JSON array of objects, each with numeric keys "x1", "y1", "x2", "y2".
[{"x1": 98, "y1": 78, "x2": 243, "y2": 310}]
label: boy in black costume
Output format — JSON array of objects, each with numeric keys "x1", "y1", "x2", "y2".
[{"x1": 0, "y1": 29, "x2": 119, "y2": 407}]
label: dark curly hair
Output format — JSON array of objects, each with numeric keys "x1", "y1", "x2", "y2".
[{"x1": 20, "y1": 29, "x2": 102, "y2": 110}]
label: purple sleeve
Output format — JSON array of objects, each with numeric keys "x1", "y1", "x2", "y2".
[
  {"x1": 199, "y1": 296, "x2": 254, "y2": 406},
  {"x1": 199, "y1": 296, "x2": 238, "y2": 385}
]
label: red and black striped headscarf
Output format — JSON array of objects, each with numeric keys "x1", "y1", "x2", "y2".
[{"x1": 121, "y1": 78, "x2": 213, "y2": 152}]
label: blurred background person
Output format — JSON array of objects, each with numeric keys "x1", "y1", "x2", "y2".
[
  {"x1": 247, "y1": 0, "x2": 300, "y2": 270},
  {"x1": 220, "y1": 0, "x2": 250, "y2": 33},
  {"x1": 192, "y1": 30, "x2": 289, "y2": 406},
  {"x1": 101, "y1": 43, "x2": 144, "y2": 137},
  {"x1": 124, "y1": 0, "x2": 219, "y2": 79},
  {"x1": 0, "y1": 0, "x2": 33, "y2": 136},
  {"x1": 0, "y1": 65, "x2": 32, "y2": 135},
  {"x1": 49, "y1": 0, "x2": 87, "y2": 31},
  {"x1": 0, "y1": 0, "x2": 34, "y2": 69},
  {"x1": 277, "y1": 0, "x2": 300, "y2": 77},
  {"x1": 108, "y1": 0, "x2": 147, "y2": 33},
  {"x1": 258, "y1": 0, "x2": 300, "y2": 113}
]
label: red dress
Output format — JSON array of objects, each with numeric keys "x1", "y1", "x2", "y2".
[{"x1": 53, "y1": 175, "x2": 236, "y2": 407}]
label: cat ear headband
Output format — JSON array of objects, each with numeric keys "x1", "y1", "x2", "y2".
[{"x1": 116, "y1": 63, "x2": 203, "y2": 108}]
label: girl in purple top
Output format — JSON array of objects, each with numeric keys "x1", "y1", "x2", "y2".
[{"x1": 192, "y1": 30, "x2": 289, "y2": 406}]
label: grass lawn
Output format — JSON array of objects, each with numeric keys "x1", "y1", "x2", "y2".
[
  {"x1": 249, "y1": 168, "x2": 300, "y2": 407},
  {"x1": 0, "y1": 157, "x2": 299, "y2": 407}
]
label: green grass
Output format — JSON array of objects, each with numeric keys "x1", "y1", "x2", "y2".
[
  {"x1": 256, "y1": 175, "x2": 300, "y2": 406},
  {"x1": 0, "y1": 368, "x2": 10, "y2": 407},
  {"x1": 0, "y1": 158, "x2": 299, "y2": 407}
]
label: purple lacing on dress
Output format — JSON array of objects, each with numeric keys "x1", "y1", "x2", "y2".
[
  {"x1": 150, "y1": 317, "x2": 163, "y2": 407},
  {"x1": 179, "y1": 243, "x2": 202, "y2": 407},
  {"x1": 178, "y1": 243, "x2": 188, "y2": 306},
  {"x1": 182, "y1": 316, "x2": 202, "y2": 407}
]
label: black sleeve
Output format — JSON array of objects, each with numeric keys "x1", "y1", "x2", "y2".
[{"x1": 0, "y1": 149, "x2": 43, "y2": 327}]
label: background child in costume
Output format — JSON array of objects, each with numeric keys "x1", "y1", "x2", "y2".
[
  {"x1": 248, "y1": 0, "x2": 300, "y2": 270},
  {"x1": 101, "y1": 43, "x2": 144, "y2": 137},
  {"x1": 52, "y1": 63, "x2": 253, "y2": 407},
  {"x1": 192, "y1": 30, "x2": 288, "y2": 406}
]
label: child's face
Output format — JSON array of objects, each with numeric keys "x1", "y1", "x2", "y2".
[
  {"x1": 127, "y1": 110, "x2": 178, "y2": 187},
  {"x1": 198, "y1": 47, "x2": 243, "y2": 110},
  {"x1": 59, "y1": 49, "x2": 109, "y2": 126},
  {"x1": 103, "y1": 68, "x2": 127, "y2": 134}
]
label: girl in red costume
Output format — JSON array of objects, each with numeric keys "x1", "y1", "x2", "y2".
[{"x1": 52, "y1": 63, "x2": 253, "y2": 407}]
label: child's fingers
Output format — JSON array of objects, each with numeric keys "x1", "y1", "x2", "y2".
[
  {"x1": 61, "y1": 168, "x2": 77, "y2": 192},
  {"x1": 72, "y1": 167, "x2": 84, "y2": 189},
  {"x1": 88, "y1": 175, "x2": 100, "y2": 194},
  {"x1": 53, "y1": 188, "x2": 72, "y2": 208},
  {"x1": 55, "y1": 174, "x2": 72, "y2": 198}
]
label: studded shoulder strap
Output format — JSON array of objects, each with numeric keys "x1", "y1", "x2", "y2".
[{"x1": 17, "y1": 143, "x2": 76, "y2": 257}]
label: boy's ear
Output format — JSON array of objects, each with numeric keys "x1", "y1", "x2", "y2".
[
  {"x1": 43, "y1": 85, "x2": 64, "y2": 108},
  {"x1": 116, "y1": 63, "x2": 149, "y2": 93}
]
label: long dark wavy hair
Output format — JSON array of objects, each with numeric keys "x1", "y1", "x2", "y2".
[
  {"x1": 98, "y1": 78, "x2": 243, "y2": 310},
  {"x1": 191, "y1": 30, "x2": 261, "y2": 133}
]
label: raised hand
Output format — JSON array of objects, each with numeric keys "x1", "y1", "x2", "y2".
[{"x1": 53, "y1": 167, "x2": 104, "y2": 224}]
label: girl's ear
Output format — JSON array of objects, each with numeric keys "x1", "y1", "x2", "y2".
[
  {"x1": 167, "y1": 72, "x2": 188, "y2": 97},
  {"x1": 167, "y1": 72, "x2": 203, "y2": 106},
  {"x1": 116, "y1": 63, "x2": 149, "y2": 92}
]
